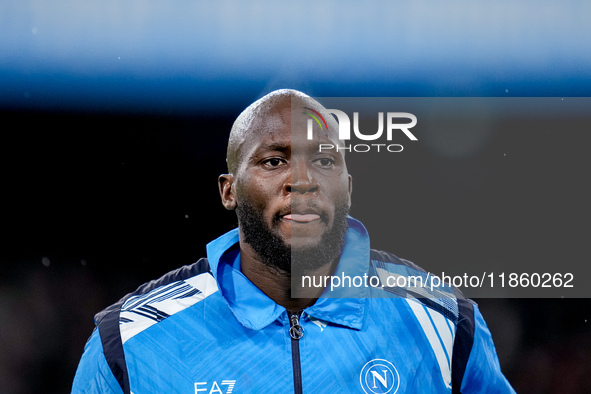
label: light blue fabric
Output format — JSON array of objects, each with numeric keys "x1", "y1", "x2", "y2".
[
  {"x1": 72, "y1": 217, "x2": 515, "y2": 393},
  {"x1": 72, "y1": 330, "x2": 124, "y2": 394},
  {"x1": 461, "y1": 304, "x2": 515, "y2": 394}
]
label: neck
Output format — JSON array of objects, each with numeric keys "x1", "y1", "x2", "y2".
[{"x1": 239, "y1": 240, "x2": 337, "y2": 313}]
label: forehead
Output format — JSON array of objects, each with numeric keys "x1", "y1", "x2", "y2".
[{"x1": 237, "y1": 104, "x2": 343, "y2": 161}]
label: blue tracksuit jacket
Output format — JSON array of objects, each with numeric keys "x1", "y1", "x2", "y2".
[{"x1": 72, "y1": 218, "x2": 515, "y2": 393}]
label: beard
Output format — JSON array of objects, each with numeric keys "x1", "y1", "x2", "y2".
[{"x1": 236, "y1": 200, "x2": 350, "y2": 276}]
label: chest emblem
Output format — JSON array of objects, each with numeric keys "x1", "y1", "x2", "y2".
[{"x1": 359, "y1": 359, "x2": 400, "y2": 394}]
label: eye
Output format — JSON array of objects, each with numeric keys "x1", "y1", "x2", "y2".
[
  {"x1": 314, "y1": 157, "x2": 335, "y2": 168},
  {"x1": 262, "y1": 157, "x2": 286, "y2": 168}
]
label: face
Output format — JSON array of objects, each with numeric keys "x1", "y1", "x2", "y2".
[{"x1": 220, "y1": 102, "x2": 352, "y2": 273}]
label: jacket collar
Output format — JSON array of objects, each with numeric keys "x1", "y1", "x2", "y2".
[{"x1": 206, "y1": 217, "x2": 369, "y2": 331}]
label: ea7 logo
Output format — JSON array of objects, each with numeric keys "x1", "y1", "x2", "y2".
[
  {"x1": 359, "y1": 359, "x2": 400, "y2": 394},
  {"x1": 194, "y1": 380, "x2": 236, "y2": 394}
]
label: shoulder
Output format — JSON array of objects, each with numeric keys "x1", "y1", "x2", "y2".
[
  {"x1": 368, "y1": 247, "x2": 477, "y2": 325},
  {"x1": 368, "y1": 249, "x2": 513, "y2": 392},
  {"x1": 96, "y1": 258, "x2": 218, "y2": 340},
  {"x1": 95, "y1": 258, "x2": 214, "y2": 326},
  {"x1": 368, "y1": 249, "x2": 490, "y2": 391},
  {"x1": 368, "y1": 248, "x2": 472, "y2": 324},
  {"x1": 91, "y1": 258, "x2": 219, "y2": 393},
  {"x1": 369, "y1": 248, "x2": 426, "y2": 272}
]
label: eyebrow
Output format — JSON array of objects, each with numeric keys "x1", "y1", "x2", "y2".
[
  {"x1": 258, "y1": 142, "x2": 290, "y2": 153},
  {"x1": 246, "y1": 142, "x2": 290, "y2": 163}
]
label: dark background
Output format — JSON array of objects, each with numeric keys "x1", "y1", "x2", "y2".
[
  {"x1": 1, "y1": 2, "x2": 591, "y2": 393},
  {"x1": 2, "y1": 106, "x2": 590, "y2": 393}
]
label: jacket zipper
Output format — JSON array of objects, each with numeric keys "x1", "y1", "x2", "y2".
[{"x1": 288, "y1": 312, "x2": 304, "y2": 394}]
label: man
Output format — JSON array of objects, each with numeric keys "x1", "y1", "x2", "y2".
[{"x1": 72, "y1": 89, "x2": 515, "y2": 393}]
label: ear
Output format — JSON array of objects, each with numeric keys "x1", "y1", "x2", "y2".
[
  {"x1": 347, "y1": 174, "x2": 353, "y2": 207},
  {"x1": 218, "y1": 174, "x2": 237, "y2": 210}
]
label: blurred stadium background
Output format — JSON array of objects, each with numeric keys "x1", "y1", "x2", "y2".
[{"x1": 1, "y1": 1, "x2": 590, "y2": 393}]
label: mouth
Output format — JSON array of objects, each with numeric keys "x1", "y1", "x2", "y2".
[
  {"x1": 282, "y1": 213, "x2": 321, "y2": 223},
  {"x1": 278, "y1": 204, "x2": 324, "y2": 224}
]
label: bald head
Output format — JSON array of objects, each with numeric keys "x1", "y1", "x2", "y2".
[{"x1": 226, "y1": 89, "x2": 338, "y2": 174}]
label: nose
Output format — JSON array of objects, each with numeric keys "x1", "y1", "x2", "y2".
[{"x1": 285, "y1": 159, "x2": 318, "y2": 195}]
